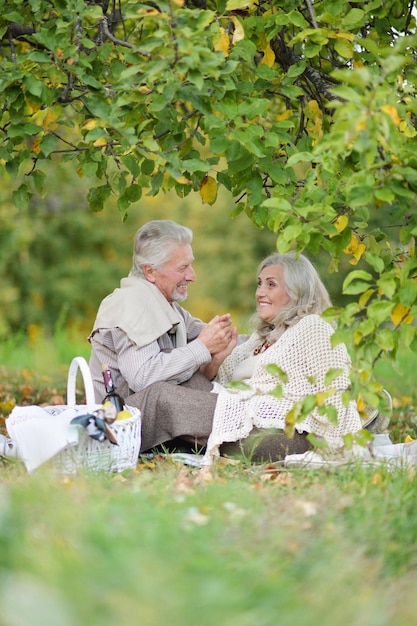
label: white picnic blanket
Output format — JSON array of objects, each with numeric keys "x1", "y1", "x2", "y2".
[{"x1": 284, "y1": 439, "x2": 417, "y2": 470}]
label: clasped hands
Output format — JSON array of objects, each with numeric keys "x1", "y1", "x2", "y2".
[{"x1": 198, "y1": 313, "x2": 237, "y2": 359}]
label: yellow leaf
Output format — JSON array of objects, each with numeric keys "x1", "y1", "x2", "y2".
[
  {"x1": 93, "y1": 137, "x2": 107, "y2": 147},
  {"x1": 304, "y1": 100, "x2": 323, "y2": 142},
  {"x1": 261, "y1": 42, "x2": 275, "y2": 67},
  {"x1": 231, "y1": 16, "x2": 245, "y2": 43},
  {"x1": 138, "y1": 85, "x2": 152, "y2": 94},
  {"x1": 31, "y1": 137, "x2": 42, "y2": 155},
  {"x1": 226, "y1": 0, "x2": 249, "y2": 10},
  {"x1": 83, "y1": 118, "x2": 100, "y2": 131},
  {"x1": 305, "y1": 100, "x2": 320, "y2": 118},
  {"x1": 344, "y1": 234, "x2": 366, "y2": 264},
  {"x1": 76, "y1": 167, "x2": 84, "y2": 178},
  {"x1": 200, "y1": 175, "x2": 218, "y2": 205},
  {"x1": 137, "y1": 8, "x2": 160, "y2": 15},
  {"x1": 213, "y1": 27, "x2": 230, "y2": 56},
  {"x1": 353, "y1": 330, "x2": 362, "y2": 345},
  {"x1": 175, "y1": 175, "x2": 192, "y2": 185},
  {"x1": 390, "y1": 301, "x2": 410, "y2": 326},
  {"x1": 26, "y1": 100, "x2": 41, "y2": 114},
  {"x1": 276, "y1": 109, "x2": 293, "y2": 121},
  {"x1": 380, "y1": 104, "x2": 401, "y2": 127},
  {"x1": 405, "y1": 435, "x2": 415, "y2": 443},
  {"x1": 43, "y1": 109, "x2": 58, "y2": 131},
  {"x1": 335, "y1": 32, "x2": 354, "y2": 41},
  {"x1": 333, "y1": 215, "x2": 349, "y2": 233},
  {"x1": 349, "y1": 247, "x2": 366, "y2": 265},
  {"x1": 356, "y1": 394, "x2": 366, "y2": 412},
  {"x1": 315, "y1": 391, "x2": 328, "y2": 406},
  {"x1": 358, "y1": 288, "x2": 375, "y2": 308},
  {"x1": 371, "y1": 473, "x2": 383, "y2": 485},
  {"x1": 399, "y1": 120, "x2": 417, "y2": 137}
]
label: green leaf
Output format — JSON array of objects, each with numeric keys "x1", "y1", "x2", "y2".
[
  {"x1": 334, "y1": 38, "x2": 353, "y2": 59},
  {"x1": 125, "y1": 184, "x2": 142, "y2": 203},
  {"x1": 148, "y1": 171, "x2": 163, "y2": 196},
  {"x1": 12, "y1": 184, "x2": 31, "y2": 209},
  {"x1": 263, "y1": 363, "x2": 288, "y2": 382},
  {"x1": 141, "y1": 159, "x2": 155, "y2": 176},
  {"x1": 23, "y1": 75, "x2": 43, "y2": 98},
  {"x1": 40, "y1": 134, "x2": 58, "y2": 157},
  {"x1": 307, "y1": 433, "x2": 329, "y2": 449},
  {"x1": 341, "y1": 8, "x2": 366, "y2": 29},
  {"x1": 32, "y1": 169, "x2": 46, "y2": 194},
  {"x1": 87, "y1": 184, "x2": 112, "y2": 212},
  {"x1": 352, "y1": 430, "x2": 373, "y2": 447},
  {"x1": 286, "y1": 152, "x2": 315, "y2": 166},
  {"x1": 367, "y1": 300, "x2": 395, "y2": 325},
  {"x1": 320, "y1": 404, "x2": 338, "y2": 425},
  {"x1": 324, "y1": 368, "x2": 344, "y2": 386},
  {"x1": 9, "y1": 123, "x2": 41, "y2": 138},
  {"x1": 376, "y1": 328, "x2": 395, "y2": 351},
  {"x1": 376, "y1": 275, "x2": 397, "y2": 299},
  {"x1": 121, "y1": 155, "x2": 140, "y2": 178},
  {"x1": 374, "y1": 187, "x2": 395, "y2": 203},
  {"x1": 269, "y1": 384, "x2": 283, "y2": 399},
  {"x1": 343, "y1": 270, "x2": 373, "y2": 292},
  {"x1": 227, "y1": 380, "x2": 252, "y2": 391}
]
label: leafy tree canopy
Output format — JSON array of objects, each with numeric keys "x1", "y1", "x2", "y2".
[{"x1": 1, "y1": 0, "x2": 417, "y2": 408}]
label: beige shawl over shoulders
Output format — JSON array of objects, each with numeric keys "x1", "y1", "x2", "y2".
[{"x1": 89, "y1": 276, "x2": 186, "y2": 348}]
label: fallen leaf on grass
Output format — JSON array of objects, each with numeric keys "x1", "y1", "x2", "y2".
[
  {"x1": 184, "y1": 506, "x2": 210, "y2": 526},
  {"x1": 193, "y1": 466, "x2": 214, "y2": 485},
  {"x1": 371, "y1": 472, "x2": 383, "y2": 485},
  {"x1": 174, "y1": 469, "x2": 195, "y2": 494},
  {"x1": 260, "y1": 471, "x2": 293, "y2": 485},
  {"x1": 294, "y1": 499, "x2": 318, "y2": 517}
]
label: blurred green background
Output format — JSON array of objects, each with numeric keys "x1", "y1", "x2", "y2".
[{"x1": 0, "y1": 159, "x2": 279, "y2": 342}]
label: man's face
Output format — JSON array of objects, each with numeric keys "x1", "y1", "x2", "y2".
[{"x1": 149, "y1": 244, "x2": 197, "y2": 303}]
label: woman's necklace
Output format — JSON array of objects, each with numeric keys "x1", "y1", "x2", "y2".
[{"x1": 253, "y1": 340, "x2": 271, "y2": 355}]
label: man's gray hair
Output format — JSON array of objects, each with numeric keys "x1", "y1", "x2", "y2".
[{"x1": 129, "y1": 220, "x2": 193, "y2": 278}]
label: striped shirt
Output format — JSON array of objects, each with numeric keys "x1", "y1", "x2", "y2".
[{"x1": 89, "y1": 307, "x2": 211, "y2": 401}]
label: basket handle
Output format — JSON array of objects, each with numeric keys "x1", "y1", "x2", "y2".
[{"x1": 67, "y1": 356, "x2": 97, "y2": 407}]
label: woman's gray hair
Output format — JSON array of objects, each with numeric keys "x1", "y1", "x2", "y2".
[
  {"x1": 253, "y1": 252, "x2": 333, "y2": 342},
  {"x1": 129, "y1": 220, "x2": 193, "y2": 278}
]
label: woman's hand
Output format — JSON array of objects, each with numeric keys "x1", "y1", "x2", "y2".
[
  {"x1": 198, "y1": 314, "x2": 234, "y2": 355},
  {"x1": 200, "y1": 326, "x2": 238, "y2": 380}
]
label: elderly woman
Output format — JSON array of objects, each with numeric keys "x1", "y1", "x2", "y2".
[{"x1": 201, "y1": 252, "x2": 364, "y2": 463}]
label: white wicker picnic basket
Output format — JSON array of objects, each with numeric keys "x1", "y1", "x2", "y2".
[{"x1": 51, "y1": 356, "x2": 141, "y2": 474}]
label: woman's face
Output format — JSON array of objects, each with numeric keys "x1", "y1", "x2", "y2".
[{"x1": 256, "y1": 264, "x2": 291, "y2": 323}]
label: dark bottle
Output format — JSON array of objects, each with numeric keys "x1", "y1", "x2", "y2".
[{"x1": 102, "y1": 364, "x2": 124, "y2": 413}]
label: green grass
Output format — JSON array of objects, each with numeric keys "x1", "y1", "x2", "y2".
[
  {"x1": 2, "y1": 334, "x2": 417, "y2": 626},
  {"x1": 1, "y1": 459, "x2": 417, "y2": 626}
]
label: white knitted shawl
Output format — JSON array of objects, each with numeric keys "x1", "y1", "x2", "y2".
[{"x1": 204, "y1": 314, "x2": 362, "y2": 463}]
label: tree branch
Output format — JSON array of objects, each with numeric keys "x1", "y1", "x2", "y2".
[{"x1": 100, "y1": 16, "x2": 151, "y2": 58}]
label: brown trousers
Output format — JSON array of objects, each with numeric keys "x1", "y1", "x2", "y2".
[{"x1": 123, "y1": 372, "x2": 312, "y2": 462}]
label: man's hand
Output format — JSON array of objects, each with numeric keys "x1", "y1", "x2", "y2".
[
  {"x1": 198, "y1": 314, "x2": 234, "y2": 355},
  {"x1": 199, "y1": 319, "x2": 238, "y2": 381}
]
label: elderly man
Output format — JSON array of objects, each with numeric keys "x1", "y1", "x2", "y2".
[{"x1": 88, "y1": 219, "x2": 237, "y2": 452}]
